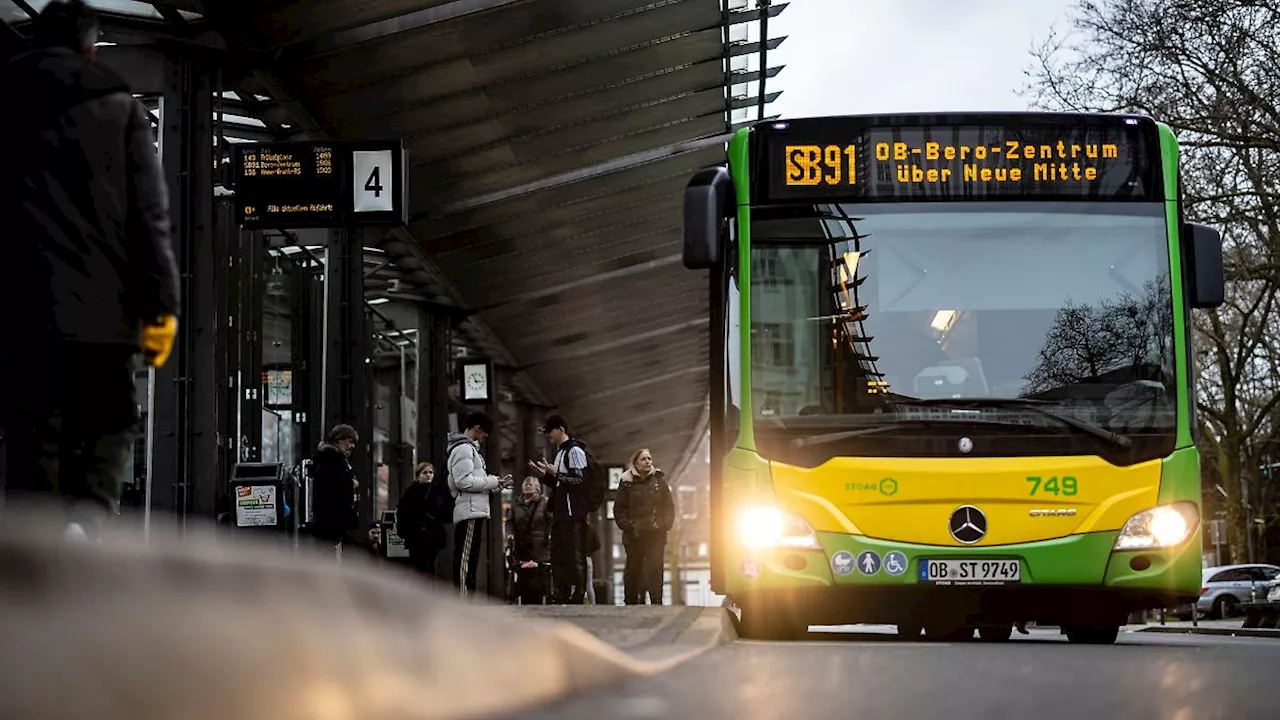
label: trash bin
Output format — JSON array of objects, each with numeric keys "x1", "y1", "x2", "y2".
[
  {"x1": 380, "y1": 510, "x2": 411, "y2": 562},
  {"x1": 229, "y1": 463, "x2": 287, "y2": 533}
]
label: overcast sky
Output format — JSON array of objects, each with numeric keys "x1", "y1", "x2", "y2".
[{"x1": 764, "y1": 0, "x2": 1077, "y2": 118}]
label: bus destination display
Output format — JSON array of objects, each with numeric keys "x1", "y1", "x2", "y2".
[
  {"x1": 233, "y1": 140, "x2": 407, "y2": 229},
  {"x1": 758, "y1": 117, "x2": 1160, "y2": 203}
]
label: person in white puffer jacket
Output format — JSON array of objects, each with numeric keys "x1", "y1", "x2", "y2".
[{"x1": 446, "y1": 411, "x2": 512, "y2": 598}]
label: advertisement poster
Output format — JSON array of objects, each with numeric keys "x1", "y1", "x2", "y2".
[{"x1": 235, "y1": 484, "x2": 278, "y2": 527}]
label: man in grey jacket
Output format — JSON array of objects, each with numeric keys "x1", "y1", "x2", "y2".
[{"x1": 446, "y1": 411, "x2": 512, "y2": 598}]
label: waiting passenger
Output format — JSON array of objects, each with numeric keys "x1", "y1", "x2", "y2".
[
  {"x1": 447, "y1": 411, "x2": 512, "y2": 599},
  {"x1": 1, "y1": 0, "x2": 179, "y2": 543},
  {"x1": 506, "y1": 476, "x2": 551, "y2": 604},
  {"x1": 310, "y1": 425, "x2": 361, "y2": 561},
  {"x1": 395, "y1": 461, "x2": 448, "y2": 578},
  {"x1": 614, "y1": 447, "x2": 675, "y2": 605},
  {"x1": 528, "y1": 415, "x2": 592, "y2": 604}
]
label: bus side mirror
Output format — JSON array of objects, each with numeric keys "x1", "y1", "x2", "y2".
[
  {"x1": 1187, "y1": 223, "x2": 1224, "y2": 309},
  {"x1": 683, "y1": 165, "x2": 733, "y2": 269}
]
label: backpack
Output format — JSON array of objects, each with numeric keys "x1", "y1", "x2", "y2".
[
  {"x1": 565, "y1": 438, "x2": 607, "y2": 513},
  {"x1": 425, "y1": 439, "x2": 470, "y2": 524}
]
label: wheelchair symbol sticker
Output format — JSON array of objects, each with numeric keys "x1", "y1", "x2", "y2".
[{"x1": 883, "y1": 551, "x2": 908, "y2": 576}]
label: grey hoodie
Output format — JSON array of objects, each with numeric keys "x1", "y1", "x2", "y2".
[{"x1": 445, "y1": 431, "x2": 501, "y2": 523}]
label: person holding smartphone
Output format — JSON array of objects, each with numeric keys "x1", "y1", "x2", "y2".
[{"x1": 446, "y1": 411, "x2": 513, "y2": 599}]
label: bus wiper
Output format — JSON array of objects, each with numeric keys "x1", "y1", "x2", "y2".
[
  {"x1": 891, "y1": 398, "x2": 1133, "y2": 448},
  {"x1": 790, "y1": 417, "x2": 1010, "y2": 448}
]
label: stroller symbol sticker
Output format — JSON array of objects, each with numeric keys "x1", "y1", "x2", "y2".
[
  {"x1": 831, "y1": 550, "x2": 856, "y2": 576},
  {"x1": 883, "y1": 551, "x2": 908, "y2": 576}
]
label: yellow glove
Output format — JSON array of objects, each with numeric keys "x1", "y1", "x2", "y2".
[{"x1": 140, "y1": 315, "x2": 177, "y2": 368}]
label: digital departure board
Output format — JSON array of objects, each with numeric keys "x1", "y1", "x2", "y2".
[
  {"x1": 233, "y1": 140, "x2": 408, "y2": 229},
  {"x1": 753, "y1": 114, "x2": 1162, "y2": 204}
]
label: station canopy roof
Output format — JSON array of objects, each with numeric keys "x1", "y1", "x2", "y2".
[{"x1": 3, "y1": 0, "x2": 786, "y2": 474}]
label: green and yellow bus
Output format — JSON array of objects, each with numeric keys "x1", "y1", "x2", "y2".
[{"x1": 683, "y1": 112, "x2": 1225, "y2": 643}]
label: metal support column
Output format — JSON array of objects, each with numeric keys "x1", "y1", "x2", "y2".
[
  {"x1": 236, "y1": 229, "x2": 265, "y2": 463},
  {"x1": 416, "y1": 311, "x2": 451, "y2": 465},
  {"x1": 396, "y1": 339, "x2": 418, "y2": 505},
  {"x1": 388, "y1": 355, "x2": 402, "y2": 507},
  {"x1": 511, "y1": 402, "x2": 528, "y2": 489},
  {"x1": 483, "y1": 390, "x2": 505, "y2": 599},
  {"x1": 361, "y1": 316, "x2": 376, "y2": 527},
  {"x1": 323, "y1": 228, "x2": 373, "y2": 530},
  {"x1": 289, "y1": 257, "x2": 321, "y2": 462},
  {"x1": 416, "y1": 308, "x2": 452, "y2": 576},
  {"x1": 151, "y1": 53, "x2": 221, "y2": 526},
  {"x1": 523, "y1": 406, "x2": 541, "y2": 468},
  {"x1": 212, "y1": 200, "x2": 236, "y2": 520}
]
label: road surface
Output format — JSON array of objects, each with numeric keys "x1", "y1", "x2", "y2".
[{"x1": 503, "y1": 626, "x2": 1280, "y2": 719}]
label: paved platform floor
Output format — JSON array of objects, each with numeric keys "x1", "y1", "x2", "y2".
[
  {"x1": 509, "y1": 605, "x2": 708, "y2": 648},
  {"x1": 501, "y1": 624, "x2": 1280, "y2": 719},
  {"x1": 506, "y1": 604, "x2": 733, "y2": 663}
]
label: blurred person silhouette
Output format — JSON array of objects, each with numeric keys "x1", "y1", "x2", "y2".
[
  {"x1": 0, "y1": 0, "x2": 178, "y2": 542},
  {"x1": 505, "y1": 476, "x2": 551, "y2": 604},
  {"x1": 614, "y1": 448, "x2": 675, "y2": 604}
]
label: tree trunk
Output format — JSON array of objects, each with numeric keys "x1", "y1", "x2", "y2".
[{"x1": 1220, "y1": 442, "x2": 1247, "y2": 563}]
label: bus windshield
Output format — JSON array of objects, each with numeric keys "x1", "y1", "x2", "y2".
[{"x1": 748, "y1": 201, "x2": 1177, "y2": 462}]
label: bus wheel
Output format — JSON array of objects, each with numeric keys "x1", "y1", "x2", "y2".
[
  {"x1": 978, "y1": 624, "x2": 1013, "y2": 642},
  {"x1": 1064, "y1": 625, "x2": 1120, "y2": 645},
  {"x1": 737, "y1": 605, "x2": 803, "y2": 641}
]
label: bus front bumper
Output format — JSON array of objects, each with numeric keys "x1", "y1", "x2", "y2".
[{"x1": 725, "y1": 530, "x2": 1201, "y2": 625}]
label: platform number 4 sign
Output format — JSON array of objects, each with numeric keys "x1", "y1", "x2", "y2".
[{"x1": 352, "y1": 150, "x2": 395, "y2": 213}]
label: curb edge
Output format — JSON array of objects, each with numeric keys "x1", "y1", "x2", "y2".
[{"x1": 1135, "y1": 625, "x2": 1280, "y2": 639}]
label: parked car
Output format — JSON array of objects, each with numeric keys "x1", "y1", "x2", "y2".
[
  {"x1": 1197, "y1": 564, "x2": 1280, "y2": 618},
  {"x1": 1267, "y1": 582, "x2": 1280, "y2": 603}
]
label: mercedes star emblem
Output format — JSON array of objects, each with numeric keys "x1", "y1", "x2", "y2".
[
  {"x1": 949, "y1": 505, "x2": 987, "y2": 544},
  {"x1": 958, "y1": 436, "x2": 974, "y2": 454}
]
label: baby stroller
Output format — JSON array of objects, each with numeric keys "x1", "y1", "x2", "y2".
[{"x1": 506, "y1": 546, "x2": 550, "y2": 605}]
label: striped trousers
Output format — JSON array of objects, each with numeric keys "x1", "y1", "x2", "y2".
[{"x1": 452, "y1": 517, "x2": 486, "y2": 599}]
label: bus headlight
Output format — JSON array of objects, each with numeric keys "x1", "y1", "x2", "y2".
[
  {"x1": 736, "y1": 505, "x2": 820, "y2": 550},
  {"x1": 1114, "y1": 502, "x2": 1199, "y2": 550}
]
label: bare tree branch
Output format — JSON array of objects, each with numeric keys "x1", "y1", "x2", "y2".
[{"x1": 1025, "y1": 0, "x2": 1280, "y2": 562}]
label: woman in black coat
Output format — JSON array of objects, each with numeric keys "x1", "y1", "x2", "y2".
[
  {"x1": 614, "y1": 447, "x2": 675, "y2": 604},
  {"x1": 395, "y1": 461, "x2": 447, "y2": 577}
]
